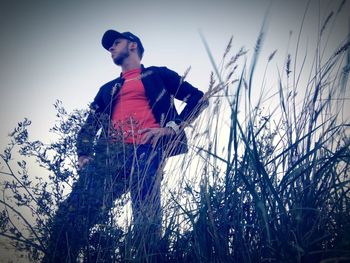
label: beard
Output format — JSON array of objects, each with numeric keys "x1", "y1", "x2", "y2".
[{"x1": 113, "y1": 46, "x2": 130, "y2": 65}]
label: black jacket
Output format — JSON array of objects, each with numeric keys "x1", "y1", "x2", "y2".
[{"x1": 76, "y1": 65, "x2": 207, "y2": 157}]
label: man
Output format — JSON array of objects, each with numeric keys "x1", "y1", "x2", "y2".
[{"x1": 43, "y1": 29, "x2": 207, "y2": 262}]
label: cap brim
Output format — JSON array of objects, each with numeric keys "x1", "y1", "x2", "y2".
[{"x1": 101, "y1": 30, "x2": 124, "y2": 50}]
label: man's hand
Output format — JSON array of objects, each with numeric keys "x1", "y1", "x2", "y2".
[
  {"x1": 78, "y1": 155, "x2": 93, "y2": 169},
  {"x1": 139, "y1": 127, "x2": 175, "y2": 147}
]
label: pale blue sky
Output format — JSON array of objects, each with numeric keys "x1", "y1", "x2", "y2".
[{"x1": 0, "y1": 0, "x2": 349, "y2": 146}]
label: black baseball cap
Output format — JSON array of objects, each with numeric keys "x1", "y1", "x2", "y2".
[{"x1": 101, "y1": 30, "x2": 144, "y2": 56}]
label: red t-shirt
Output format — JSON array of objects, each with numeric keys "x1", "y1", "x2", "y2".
[{"x1": 111, "y1": 68, "x2": 160, "y2": 144}]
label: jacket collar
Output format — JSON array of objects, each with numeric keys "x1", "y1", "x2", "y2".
[{"x1": 118, "y1": 64, "x2": 146, "y2": 78}]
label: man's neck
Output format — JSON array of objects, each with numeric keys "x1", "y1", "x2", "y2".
[{"x1": 121, "y1": 60, "x2": 141, "y2": 73}]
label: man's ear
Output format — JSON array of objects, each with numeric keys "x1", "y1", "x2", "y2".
[{"x1": 128, "y1": 42, "x2": 138, "y2": 52}]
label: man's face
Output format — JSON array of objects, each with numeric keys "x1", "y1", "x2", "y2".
[{"x1": 108, "y1": 38, "x2": 130, "y2": 65}]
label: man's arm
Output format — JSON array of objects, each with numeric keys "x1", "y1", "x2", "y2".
[
  {"x1": 76, "y1": 88, "x2": 105, "y2": 167},
  {"x1": 76, "y1": 108, "x2": 101, "y2": 168},
  {"x1": 159, "y1": 67, "x2": 209, "y2": 128},
  {"x1": 139, "y1": 126, "x2": 176, "y2": 147},
  {"x1": 140, "y1": 67, "x2": 208, "y2": 146}
]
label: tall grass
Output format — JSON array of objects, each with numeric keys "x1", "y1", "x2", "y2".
[{"x1": 158, "y1": 9, "x2": 350, "y2": 263}]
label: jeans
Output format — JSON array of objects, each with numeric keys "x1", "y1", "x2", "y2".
[{"x1": 43, "y1": 142, "x2": 163, "y2": 263}]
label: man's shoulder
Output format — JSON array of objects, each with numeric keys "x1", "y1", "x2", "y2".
[
  {"x1": 100, "y1": 77, "x2": 120, "y2": 90},
  {"x1": 93, "y1": 77, "x2": 121, "y2": 106},
  {"x1": 144, "y1": 65, "x2": 164, "y2": 71},
  {"x1": 143, "y1": 65, "x2": 173, "y2": 73},
  {"x1": 143, "y1": 65, "x2": 179, "y2": 80}
]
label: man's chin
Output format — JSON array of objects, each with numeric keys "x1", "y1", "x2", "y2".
[{"x1": 113, "y1": 58, "x2": 123, "y2": 66}]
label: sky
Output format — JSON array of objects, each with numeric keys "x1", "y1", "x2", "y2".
[
  {"x1": 0, "y1": 0, "x2": 349, "y2": 261},
  {"x1": 0, "y1": 0, "x2": 348, "y2": 148}
]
